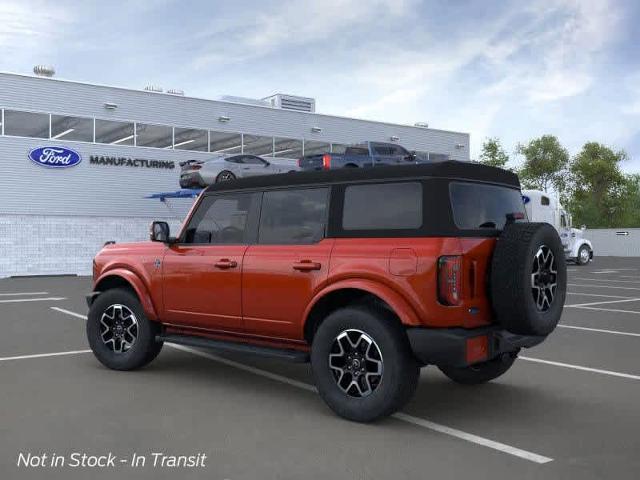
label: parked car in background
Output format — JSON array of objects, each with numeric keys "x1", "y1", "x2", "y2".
[
  {"x1": 298, "y1": 141, "x2": 428, "y2": 170},
  {"x1": 522, "y1": 189, "x2": 593, "y2": 265},
  {"x1": 180, "y1": 154, "x2": 298, "y2": 188}
]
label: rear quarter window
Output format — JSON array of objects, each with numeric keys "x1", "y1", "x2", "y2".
[{"x1": 450, "y1": 182, "x2": 526, "y2": 230}]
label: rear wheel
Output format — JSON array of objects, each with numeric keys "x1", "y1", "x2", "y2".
[
  {"x1": 216, "y1": 170, "x2": 236, "y2": 183},
  {"x1": 87, "y1": 288, "x2": 163, "y2": 371},
  {"x1": 311, "y1": 305, "x2": 419, "y2": 422},
  {"x1": 438, "y1": 354, "x2": 516, "y2": 385},
  {"x1": 576, "y1": 244, "x2": 591, "y2": 265}
]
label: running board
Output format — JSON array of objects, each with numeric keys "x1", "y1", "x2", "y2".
[{"x1": 157, "y1": 334, "x2": 310, "y2": 363}]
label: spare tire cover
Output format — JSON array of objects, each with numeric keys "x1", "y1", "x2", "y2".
[{"x1": 490, "y1": 222, "x2": 567, "y2": 336}]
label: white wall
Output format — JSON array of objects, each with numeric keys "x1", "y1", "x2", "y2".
[{"x1": 585, "y1": 228, "x2": 640, "y2": 257}]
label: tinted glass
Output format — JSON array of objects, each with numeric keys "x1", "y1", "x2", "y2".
[
  {"x1": 242, "y1": 155, "x2": 266, "y2": 165},
  {"x1": 342, "y1": 182, "x2": 422, "y2": 230},
  {"x1": 541, "y1": 196, "x2": 550, "y2": 206},
  {"x1": 4, "y1": 110, "x2": 49, "y2": 138},
  {"x1": 51, "y1": 115, "x2": 93, "y2": 142},
  {"x1": 244, "y1": 134, "x2": 273, "y2": 156},
  {"x1": 273, "y1": 137, "x2": 303, "y2": 158},
  {"x1": 331, "y1": 143, "x2": 348, "y2": 154},
  {"x1": 304, "y1": 140, "x2": 330, "y2": 156},
  {"x1": 259, "y1": 188, "x2": 328, "y2": 244},
  {"x1": 344, "y1": 146, "x2": 369, "y2": 156},
  {"x1": 95, "y1": 119, "x2": 135, "y2": 145},
  {"x1": 210, "y1": 131, "x2": 242, "y2": 154},
  {"x1": 173, "y1": 127, "x2": 208, "y2": 151},
  {"x1": 136, "y1": 123, "x2": 173, "y2": 148},
  {"x1": 429, "y1": 153, "x2": 450, "y2": 162},
  {"x1": 450, "y1": 182, "x2": 527, "y2": 230},
  {"x1": 183, "y1": 193, "x2": 255, "y2": 244}
]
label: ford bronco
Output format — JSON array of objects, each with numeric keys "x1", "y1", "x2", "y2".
[{"x1": 87, "y1": 162, "x2": 566, "y2": 422}]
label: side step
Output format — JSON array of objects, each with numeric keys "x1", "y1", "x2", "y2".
[{"x1": 157, "y1": 334, "x2": 310, "y2": 363}]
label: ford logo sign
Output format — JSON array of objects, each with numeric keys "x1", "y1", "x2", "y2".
[
  {"x1": 28, "y1": 146, "x2": 82, "y2": 168},
  {"x1": 522, "y1": 195, "x2": 530, "y2": 204}
]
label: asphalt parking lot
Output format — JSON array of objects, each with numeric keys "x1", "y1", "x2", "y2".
[{"x1": 2, "y1": 257, "x2": 640, "y2": 479}]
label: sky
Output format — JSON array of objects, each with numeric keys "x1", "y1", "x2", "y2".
[{"x1": 1, "y1": 0, "x2": 639, "y2": 171}]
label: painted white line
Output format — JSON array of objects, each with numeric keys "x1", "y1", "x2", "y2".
[
  {"x1": 48, "y1": 308, "x2": 556, "y2": 463},
  {"x1": 558, "y1": 324, "x2": 640, "y2": 338},
  {"x1": 568, "y1": 283, "x2": 640, "y2": 291},
  {"x1": 567, "y1": 292, "x2": 632, "y2": 299},
  {"x1": 565, "y1": 297, "x2": 640, "y2": 308},
  {"x1": 570, "y1": 306, "x2": 640, "y2": 315},
  {"x1": 0, "y1": 349, "x2": 91, "y2": 362},
  {"x1": 50, "y1": 307, "x2": 88, "y2": 319},
  {"x1": 0, "y1": 297, "x2": 66, "y2": 304},
  {"x1": 521, "y1": 357, "x2": 640, "y2": 380},
  {"x1": 392, "y1": 412, "x2": 553, "y2": 464},
  {"x1": 573, "y1": 277, "x2": 640, "y2": 285},
  {"x1": 0, "y1": 291, "x2": 49, "y2": 296}
]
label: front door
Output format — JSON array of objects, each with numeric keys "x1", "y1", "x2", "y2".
[
  {"x1": 238, "y1": 155, "x2": 271, "y2": 177},
  {"x1": 242, "y1": 187, "x2": 333, "y2": 339},
  {"x1": 162, "y1": 192, "x2": 259, "y2": 331}
]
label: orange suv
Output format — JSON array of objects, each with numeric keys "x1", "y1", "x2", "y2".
[{"x1": 87, "y1": 162, "x2": 566, "y2": 422}]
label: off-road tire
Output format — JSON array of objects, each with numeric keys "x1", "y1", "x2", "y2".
[
  {"x1": 576, "y1": 244, "x2": 591, "y2": 266},
  {"x1": 311, "y1": 305, "x2": 419, "y2": 422},
  {"x1": 438, "y1": 354, "x2": 516, "y2": 385},
  {"x1": 491, "y1": 222, "x2": 567, "y2": 336},
  {"x1": 87, "y1": 288, "x2": 163, "y2": 371}
]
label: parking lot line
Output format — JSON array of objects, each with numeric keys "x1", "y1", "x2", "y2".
[
  {"x1": 572, "y1": 277, "x2": 640, "y2": 284},
  {"x1": 558, "y1": 324, "x2": 640, "y2": 338},
  {"x1": 569, "y1": 306, "x2": 640, "y2": 315},
  {"x1": 568, "y1": 283, "x2": 640, "y2": 291},
  {"x1": 520, "y1": 357, "x2": 640, "y2": 381},
  {"x1": 565, "y1": 297, "x2": 640, "y2": 308},
  {"x1": 0, "y1": 291, "x2": 49, "y2": 296},
  {"x1": 0, "y1": 349, "x2": 91, "y2": 362},
  {"x1": 51, "y1": 306, "x2": 88, "y2": 319},
  {"x1": 566, "y1": 292, "x2": 632, "y2": 299},
  {"x1": 0, "y1": 296, "x2": 66, "y2": 304}
]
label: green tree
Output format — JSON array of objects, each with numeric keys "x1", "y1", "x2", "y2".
[
  {"x1": 567, "y1": 142, "x2": 639, "y2": 228},
  {"x1": 516, "y1": 135, "x2": 569, "y2": 193},
  {"x1": 478, "y1": 137, "x2": 509, "y2": 168}
]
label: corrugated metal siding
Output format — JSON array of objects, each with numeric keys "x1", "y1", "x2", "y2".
[{"x1": 585, "y1": 228, "x2": 640, "y2": 257}]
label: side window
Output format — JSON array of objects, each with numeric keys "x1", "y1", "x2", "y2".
[
  {"x1": 342, "y1": 182, "x2": 422, "y2": 230},
  {"x1": 243, "y1": 155, "x2": 266, "y2": 165},
  {"x1": 541, "y1": 196, "x2": 550, "y2": 206},
  {"x1": 183, "y1": 193, "x2": 255, "y2": 244},
  {"x1": 560, "y1": 214, "x2": 567, "y2": 228},
  {"x1": 372, "y1": 144, "x2": 391, "y2": 155},
  {"x1": 389, "y1": 145, "x2": 409, "y2": 156},
  {"x1": 226, "y1": 156, "x2": 243, "y2": 164},
  {"x1": 259, "y1": 188, "x2": 328, "y2": 244}
]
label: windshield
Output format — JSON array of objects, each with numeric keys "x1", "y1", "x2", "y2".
[{"x1": 450, "y1": 182, "x2": 527, "y2": 230}]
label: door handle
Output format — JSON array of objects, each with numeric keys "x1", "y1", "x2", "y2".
[
  {"x1": 214, "y1": 259, "x2": 238, "y2": 269},
  {"x1": 293, "y1": 260, "x2": 321, "y2": 271}
]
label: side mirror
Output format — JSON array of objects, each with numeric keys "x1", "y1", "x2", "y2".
[
  {"x1": 263, "y1": 160, "x2": 271, "y2": 167},
  {"x1": 150, "y1": 221, "x2": 170, "y2": 242}
]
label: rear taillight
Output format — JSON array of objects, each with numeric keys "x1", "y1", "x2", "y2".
[
  {"x1": 191, "y1": 164, "x2": 202, "y2": 170},
  {"x1": 438, "y1": 255, "x2": 462, "y2": 306},
  {"x1": 297, "y1": 158, "x2": 302, "y2": 167},
  {"x1": 322, "y1": 154, "x2": 332, "y2": 169},
  {"x1": 465, "y1": 335, "x2": 489, "y2": 364}
]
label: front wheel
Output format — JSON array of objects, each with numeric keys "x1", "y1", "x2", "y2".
[
  {"x1": 438, "y1": 354, "x2": 516, "y2": 385},
  {"x1": 87, "y1": 288, "x2": 163, "y2": 371},
  {"x1": 576, "y1": 245, "x2": 591, "y2": 265},
  {"x1": 311, "y1": 305, "x2": 419, "y2": 422}
]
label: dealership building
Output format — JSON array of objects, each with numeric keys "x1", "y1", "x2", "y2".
[{"x1": 0, "y1": 70, "x2": 470, "y2": 277}]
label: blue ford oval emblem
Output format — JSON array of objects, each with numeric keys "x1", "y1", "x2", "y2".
[
  {"x1": 522, "y1": 195, "x2": 530, "y2": 204},
  {"x1": 28, "y1": 146, "x2": 82, "y2": 168}
]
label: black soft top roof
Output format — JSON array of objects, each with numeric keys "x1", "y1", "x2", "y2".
[{"x1": 204, "y1": 161, "x2": 520, "y2": 194}]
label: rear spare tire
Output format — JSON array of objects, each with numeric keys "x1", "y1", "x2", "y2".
[{"x1": 490, "y1": 222, "x2": 566, "y2": 336}]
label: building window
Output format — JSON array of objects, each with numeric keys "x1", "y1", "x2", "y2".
[
  {"x1": 303, "y1": 140, "x2": 330, "y2": 156},
  {"x1": 273, "y1": 137, "x2": 303, "y2": 159},
  {"x1": 95, "y1": 119, "x2": 135, "y2": 145},
  {"x1": 173, "y1": 127, "x2": 208, "y2": 151},
  {"x1": 243, "y1": 134, "x2": 274, "y2": 156},
  {"x1": 429, "y1": 153, "x2": 450, "y2": 162},
  {"x1": 136, "y1": 123, "x2": 173, "y2": 149},
  {"x1": 331, "y1": 143, "x2": 348, "y2": 154},
  {"x1": 210, "y1": 131, "x2": 242, "y2": 154},
  {"x1": 3, "y1": 110, "x2": 49, "y2": 138},
  {"x1": 51, "y1": 115, "x2": 94, "y2": 142},
  {"x1": 541, "y1": 196, "x2": 550, "y2": 206}
]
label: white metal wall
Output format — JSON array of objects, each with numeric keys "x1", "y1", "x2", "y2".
[{"x1": 585, "y1": 228, "x2": 640, "y2": 257}]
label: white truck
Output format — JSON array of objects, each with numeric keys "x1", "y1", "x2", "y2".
[{"x1": 522, "y1": 190, "x2": 593, "y2": 265}]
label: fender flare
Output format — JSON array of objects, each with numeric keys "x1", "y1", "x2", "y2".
[
  {"x1": 303, "y1": 278, "x2": 422, "y2": 331},
  {"x1": 571, "y1": 239, "x2": 593, "y2": 258},
  {"x1": 94, "y1": 268, "x2": 159, "y2": 321}
]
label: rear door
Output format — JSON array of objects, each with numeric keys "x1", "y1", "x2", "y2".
[
  {"x1": 162, "y1": 192, "x2": 259, "y2": 331},
  {"x1": 242, "y1": 187, "x2": 333, "y2": 339}
]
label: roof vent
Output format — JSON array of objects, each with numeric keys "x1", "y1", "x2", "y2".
[
  {"x1": 263, "y1": 94, "x2": 316, "y2": 113},
  {"x1": 33, "y1": 65, "x2": 55, "y2": 77},
  {"x1": 144, "y1": 85, "x2": 163, "y2": 93},
  {"x1": 219, "y1": 95, "x2": 271, "y2": 107},
  {"x1": 167, "y1": 89, "x2": 184, "y2": 96}
]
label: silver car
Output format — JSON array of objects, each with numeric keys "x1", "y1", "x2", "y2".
[{"x1": 180, "y1": 154, "x2": 298, "y2": 188}]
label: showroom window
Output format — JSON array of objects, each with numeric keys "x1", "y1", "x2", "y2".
[
  {"x1": 51, "y1": 115, "x2": 94, "y2": 142},
  {"x1": 243, "y1": 134, "x2": 274, "y2": 156},
  {"x1": 303, "y1": 140, "x2": 330, "y2": 156},
  {"x1": 173, "y1": 127, "x2": 208, "y2": 151},
  {"x1": 343, "y1": 182, "x2": 423, "y2": 230},
  {"x1": 3, "y1": 110, "x2": 50, "y2": 139},
  {"x1": 95, "y1": 119, "x2": 135, "y2": 145},
  {"x1": 259, "y1": 188, "x2": 328, "y2": 244},
  {"x1": 273, "y1": 137, "x2": 303, "y2": 159},
  {"x1": 210, "y1": 131, "x2": 242, "y2": 154},
  {"x1": 136, "y1": 123, "x2": 173, "y2": 149}
]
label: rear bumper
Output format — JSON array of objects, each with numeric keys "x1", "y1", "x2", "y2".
[
  {"x1": 406, "y1": 326, "x2": 546, "y2": 368},
  {"x1": 179, "y1": 172, "x2": 203, "y2": 188}
]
